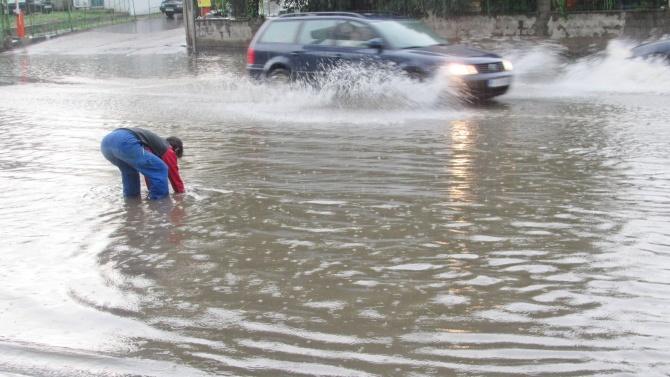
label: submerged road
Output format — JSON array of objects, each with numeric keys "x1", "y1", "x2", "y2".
[{"x1": 1, "y1": 17, "x2": 670, "y2": 376}]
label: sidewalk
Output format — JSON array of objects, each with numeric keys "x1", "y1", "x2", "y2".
[{"x1": 1, "y1": 11, "x2": 156, "y2": 53}]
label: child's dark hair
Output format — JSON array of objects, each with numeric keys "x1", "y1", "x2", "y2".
[{"x1": 166, "y1": 136, "x2": 184, "y2": 158}]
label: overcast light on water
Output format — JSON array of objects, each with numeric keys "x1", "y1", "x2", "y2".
[{"x1": 1, "y1": 21, "x2": 670, "y2": 376}]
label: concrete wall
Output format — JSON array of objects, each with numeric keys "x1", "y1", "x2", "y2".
[
  {"x1": 424, "y1": 12, "x2": 627, "y2": 39},
  {"x1": 195, "y1": 18, "x2": 265, "y2": 49},
  {"x1": 422, "y1": 10, "x2": 670, "y2": 54},
  {"x1": 623, "y1": 9, "x2": 670, "y2": 39},
  {"x1": 423, "y1": 10, "x2": 670, "y2": 40},
  {"x1": 194, "y1": 10, "x2": 670, "y2": 54},
  {"x1": 429, "y1": 10, "x2": 670, "y2": 40},
  {"x1": 423, "y1": 13, "x2": 541, "y2": 39}
]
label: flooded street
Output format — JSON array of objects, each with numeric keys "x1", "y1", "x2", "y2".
[{"x1": 1, "y1": 18, "x2": 670, "y2": 376}]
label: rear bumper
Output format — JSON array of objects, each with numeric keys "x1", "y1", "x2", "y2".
[{"x1": 160, "y1": 6, "x2": 183, "y2": 13}]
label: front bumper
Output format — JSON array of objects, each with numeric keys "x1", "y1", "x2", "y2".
[{"x1": 455, "y1": 72, "x2": 513, "y2": 99}]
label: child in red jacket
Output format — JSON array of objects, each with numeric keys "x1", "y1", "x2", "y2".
[{"x1": 101, "y1": 127, "x2": 185, "y2": 199}]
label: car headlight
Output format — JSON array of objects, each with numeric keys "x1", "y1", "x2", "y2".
[
  {"x1": 448, "y1": 63, "x2": 478, "y2": 76},
  {"x1": 502, "y1": 59, "x2": 513, "y2": 71}
]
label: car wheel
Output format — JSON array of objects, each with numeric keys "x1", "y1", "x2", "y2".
[
  {"x1": 267, "y1": 68, "x2": 291, "y2": 85},
  {"x1": 166, "y1": 11, "x2": 174, "y2": 18}
]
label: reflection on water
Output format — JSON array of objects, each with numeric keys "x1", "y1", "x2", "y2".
[{"x1": 1, "y1": 35, "x2": 670, "y2": 376}]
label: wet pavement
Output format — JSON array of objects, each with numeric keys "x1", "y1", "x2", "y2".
[{"x1": 1, "y1": 18, "x2": 670, "y2": 376}]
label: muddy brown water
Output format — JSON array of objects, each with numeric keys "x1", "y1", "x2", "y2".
[{"x1": 1, "y1": 19, "x2": 670, "y2": 376}]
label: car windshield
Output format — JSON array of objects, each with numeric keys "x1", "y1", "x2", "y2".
[{"x1": 374, "y1": 20, "x2": 447, "y2": 49}]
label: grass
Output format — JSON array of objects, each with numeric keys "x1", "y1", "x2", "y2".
[{"x1": 13, "y1": 9, "x2": 128, "y2": 26}]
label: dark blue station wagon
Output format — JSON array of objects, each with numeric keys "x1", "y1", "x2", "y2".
[{"x1": 246, "y1": 12, "x2": 514, "y2": 100}]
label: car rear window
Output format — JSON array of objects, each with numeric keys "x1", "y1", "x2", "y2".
[{"x1": 258, "y1": 20, "x2": 301, "y2": 44}]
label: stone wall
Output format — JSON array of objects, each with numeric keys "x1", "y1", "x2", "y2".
[
  {"x1": 624, "y1": 9, "x2": 670, "y2": 39},
  {"x1": 195, "y1": 18, "x2": 264, "y2": 49},
  {"x1": 423, "y1": 13, "x2": 540, "y2": 39},
  {"x1": 421, "y1": 12, "x2": 630, "y2": 40},
  {"x1": 424, "y1": 9, "x2": 670, "y2": 41}
]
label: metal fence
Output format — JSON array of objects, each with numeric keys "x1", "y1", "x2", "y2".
[{"x1": 1, "y1": 0, "x2": 136, "y2": 40}]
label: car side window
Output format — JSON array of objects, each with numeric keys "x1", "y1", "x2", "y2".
[
  {"x1": 258, "y1": 21, "x2": 301, "y2": 44},
  {"x1": 335, "y1": 21, "x2": 376, "y2": 48},
  {"x1": 297, "y1": 20, "x2": 337, "y2": 46}
]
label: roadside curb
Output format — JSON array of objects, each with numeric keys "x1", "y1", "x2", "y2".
[{"x1": 1, "y1": 33, "x2": 66, "y2": 52}]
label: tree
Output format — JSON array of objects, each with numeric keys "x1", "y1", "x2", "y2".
[{"x1": 247, "y1": 0, "x2": 259, "y2": 17}]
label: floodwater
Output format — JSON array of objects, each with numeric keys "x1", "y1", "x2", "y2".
[{"x1": 1, "y1": 18, "x2": 670, "y2": 377}]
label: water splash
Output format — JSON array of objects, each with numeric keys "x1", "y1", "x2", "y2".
[
  {"x1": 505, "y1": 38, "x2": 670, "y2": 98},
  {"x1": 308, "y1": 62, "x2": 466, "y2": 110},
  {"x1": 153, "y1": 62, "x2": 472, "y2": 126},
  {"x1": 502, "y1": 40, "x2": 567, "y2": 84}
]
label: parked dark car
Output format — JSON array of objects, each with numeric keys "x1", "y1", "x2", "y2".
[
  {"x1": 246, "y1": 12, "x2": 514, "y2": 100},
  {"x1": 159, "y1": 0, "x2": 183, "y2": 18},
  {"x1": 629, "y1": 39, "x2": 670, "y2": 62}
]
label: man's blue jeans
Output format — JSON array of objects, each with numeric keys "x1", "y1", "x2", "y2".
[{"x1": 101, "y1": 129, "x2": 169, "y2": 199}]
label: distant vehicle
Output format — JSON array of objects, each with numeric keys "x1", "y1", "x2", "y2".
[
  {"x1": 629, "y1": 39, "x2": 670, "y2": 62},
  {"x1": 159, "y1": 0, "x2": 183, "y2": 18},
  {"x1": 246, "y1": 12, "x2": 514, "y2": 101}
]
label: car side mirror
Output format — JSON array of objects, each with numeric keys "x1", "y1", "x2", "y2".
[{"x1": 367, "y1": 38, "x2": 383, "y2": 50}]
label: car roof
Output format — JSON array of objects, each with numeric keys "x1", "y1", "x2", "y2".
[{"x1": 277, "y1": 11, "x2": 408, "y2": 20}]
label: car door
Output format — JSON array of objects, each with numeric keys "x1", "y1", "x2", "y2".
[
  {"x1": 293, "y1": 19, "x2": 338, "y2": 80},
  {"x1": 332, "y1": 21, "x2": 383, "y2": 68}
]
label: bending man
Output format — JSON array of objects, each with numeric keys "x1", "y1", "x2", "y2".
[{"x1": 101, "y1": 127, "x2": 185, "y2": 200}]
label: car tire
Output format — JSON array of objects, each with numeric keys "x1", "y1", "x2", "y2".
[
  {"x1": 166, "y1": 11, "x2": 174, "y2": 18},
  {"x1": 267, "y1": 68, "x2": 291, "y2": 85}
]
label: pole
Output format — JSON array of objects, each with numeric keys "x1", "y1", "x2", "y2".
[
  {"x1": 1, "y1": 0, "x2": 9, "y2": 40},
  {"x1": 67, "y1": 0, "x2": 73, "y2": 31},
  {"x1": 184, "y1": 0, "x2": 196, "y2": 53},
  {"x1": 535, "y1": 0, "x2": 551, "y2": 37},
  {"x1": 15, "y1": 0, "x2": 25, "y2": 38}
]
